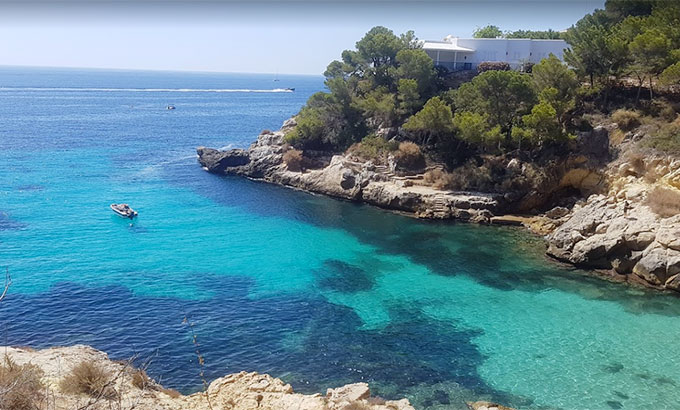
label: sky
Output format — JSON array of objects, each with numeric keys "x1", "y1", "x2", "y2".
[{"x1": 0, "y1": 0, "x2": 605, "y2": 75}]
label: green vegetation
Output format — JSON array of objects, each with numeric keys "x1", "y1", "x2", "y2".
[
  {"x1": 474, "y1": 25, "x2": 564, "y2": 40},
  {"x1": 565, "y1": 0, "x2": 680, "y2": 101},
  {"x1": 285, "y1": 1, "x2": 680, "y2": 166}
]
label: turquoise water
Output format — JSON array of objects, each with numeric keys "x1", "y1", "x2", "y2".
[{"x1": 1, "y1": 67, "x2": 680, "y2": 410}]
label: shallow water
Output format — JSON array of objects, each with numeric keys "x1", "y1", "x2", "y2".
[{"x1": 1, "y1": 67, "x2": 680, "y2": 410}]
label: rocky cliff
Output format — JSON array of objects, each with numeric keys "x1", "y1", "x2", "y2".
[
  {"x1": 546, "y1": 153, "x2": 680, "y2": 291},
  {"x1": 197, "y1": 119, "x2": 501, "y2": 223},
  {"x1": 1, "y1": 345, "x2": 414, "y2": 410},
  {"x1": 197, "y1": 118, "x2": 680, "y2": 293}
]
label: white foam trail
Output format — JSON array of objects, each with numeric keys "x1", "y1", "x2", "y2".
[{"x1": 0, "y1": 87, "x2": 293, "y2": 93}]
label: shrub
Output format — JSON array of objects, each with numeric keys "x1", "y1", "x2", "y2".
[
  {"x1": 283, "y1": 149, "x2": 304, "y2": 172},
  {"x1": 0, "y1": 355, "x2": 44, "y2": 410},
  {"x1": 393, "y1": 142, "x2": 426, "y2": 171},
  {"x1": 646, "y1": 186, "x2": 680, "y2": 218},
  {"x1": 131, "y1": 368, "x2": 152, "y2": 390},
  {"x1": 611, "y1": 109, "x2": 641, "y2": 131},
  {"x1": 346, "y1": 135, "x2": 398, "y2": 162},
  {"x1": 423, "y1": 169, "x2": 455, "y2": 189},
  {"x1": 643, "y1": 119, "x2": 680, "y2": 154},
  {"x1": 60, "y1": 360, "x2": 117, "y2": 400},
  {"x1": 477, "y1": 61, "x2": 511, "y2": 73}
]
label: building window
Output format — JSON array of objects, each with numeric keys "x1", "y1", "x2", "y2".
[{"x1": 464, "y1": 63, "x2": 472, "y2": 70}]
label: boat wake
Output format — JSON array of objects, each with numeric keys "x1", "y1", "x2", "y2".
[{"x1": 0, "y1": 87, "x2": 294, "y2": 93}]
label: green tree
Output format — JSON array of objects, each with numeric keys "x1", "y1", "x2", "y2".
[
  {"x1": 452, "y1": 112, "x2": 503, "y2": 151},
  {"x1": 629, "y1": 28, "x2": 672, "y2": 99},
  {"x1": 397, "y1": 79, "x2": 422, "y2": 118},
  {"x1": 660, "y1": 62, "x2": 680, "y2": 86},
  {"x1": 403, "y1": 96, "x2": 455, "y2": 146},
  {"x1": 531, "y1": 55, "x2": 578, "y2": 126},
  {"x1": 512, "y1": 101, "x2": 570, "y2": 151},
  {"x1": 355, "y1": 26, "x2": 404, "y2": 68},
  {"x1": 455, "y1": 70, "x2": 537, "y2": 139},
  {"x1": 353, "y1": 87, "x2": 397, "y2": 128},
  {"x1": 563, "y1": 10, "x2": 626, "y2": 88},
  {"x1": 395, "y1": 49, "x2": 436, "y2": 96},
  {"x1": 505, "y1": 29, "x2": 562, "y2": 39},
  {"x1": 473, "y1": 25, "x2": 503, "y2": 38}
]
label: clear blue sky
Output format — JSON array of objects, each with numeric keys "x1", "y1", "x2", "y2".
[{"x1": 0, "y1": 1, "x2": 605, "y2": 75}]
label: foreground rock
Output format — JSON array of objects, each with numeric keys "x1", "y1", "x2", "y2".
[
  {"x1": 198, "y1": 122, "x2": 504, "y2": 223},
  {"x1": 546, "y1": 154, "x2": 680, "y2": 291},
  {"x1": 2, "y1": 345, "x2": 414, "y2": 410}
]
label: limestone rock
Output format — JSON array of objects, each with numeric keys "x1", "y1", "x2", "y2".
[
  {"x1": 467, "y1": 401, "x2": 515, "y2": 410},
  {"x1": 632, "y1": 245, "x2": 669, "y2": 285},
  {"x1": 1, "y1": 345, "x2": 415, "y2": 410}
]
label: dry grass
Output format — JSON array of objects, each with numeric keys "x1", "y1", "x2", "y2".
[
  {"x1": 283, "y1": 149, "x2": 304, "y2": 172},
  {"x1": 423, "y1": 169, "x2": 455, "y2": 190},
  {"x1": 60, "y1": 360, "x2": 118, "y2": 400},
  {"x1": 160, "y1": 387, "x2": 182, "y2": 398},
  {"x1": 131, "y1": 368, "x2": 152, "y2": 390},
  {"x1": 393, "y1": 142, "x2": 426, "y2": 171},
  {"x1": 612, "y1": 109, "x2": 641, "y2": 131},
  {"x1": 610, "y1": 128, "x2": 626, "y2": 146},
  {"x1": 0, "y1": 355, "x2": 45, "y2": 410},
  {"x1": 646, "y1": 185, "x2": 680, "y2": 218}
]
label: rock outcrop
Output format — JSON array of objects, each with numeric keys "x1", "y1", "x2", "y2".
[
  {"x1": 198, "y1": 118, "x2": 680, "y2": 293},
  {"x1": 546, "y1": 154, "x2": 680, "y2": 291},
  {"x1": 198, "y1": 121, "x2": 502, "y2": 223},
  {"x1": 2, "y1": 345, "x2": 414, "y2": 410}
]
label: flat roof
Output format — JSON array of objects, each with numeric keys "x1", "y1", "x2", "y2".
[{"x1": 421, "y1": 41, "x2": 474, "y2": 52}]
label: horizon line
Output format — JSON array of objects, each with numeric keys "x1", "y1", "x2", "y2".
[{"x1": 0, "y1": 64, "x2": 322, "y2": 77}]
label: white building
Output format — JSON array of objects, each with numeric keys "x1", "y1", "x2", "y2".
[{"x1": 422, "y1": 35, "x2": 569, "y2": 71}]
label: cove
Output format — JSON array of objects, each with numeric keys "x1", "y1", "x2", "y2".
[{"x1": 1, "y1": 68, "x2": 680, "y2": 410}]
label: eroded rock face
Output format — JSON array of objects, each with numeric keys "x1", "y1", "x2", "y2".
[
  {"x1": 196, "y1": 122, "x2": 502, "y2": 223},
  {"x1": 2, "y1": 345, "x2": 414, "y2": 410},
  {"x1": 546, "y1": 154, "x2": 680, "y2": 291}
]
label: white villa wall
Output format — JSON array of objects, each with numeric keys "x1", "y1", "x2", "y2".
[{"x1": 423, "y1": 37, "x2": 568, "y2": 71}]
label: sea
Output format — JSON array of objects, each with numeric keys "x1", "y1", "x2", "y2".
[{"x1": 1, "y1": 66, "x2": 680, "y2": 410}]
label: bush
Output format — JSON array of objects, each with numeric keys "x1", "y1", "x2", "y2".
[
  {"x1": 477, "y1": 61, "x2": 511, "y2": 73},
  {"x1": 423, "y1": 169, "x2": 454, "y2": 189},
  {"x1": 393, "y1": 142, "x2": 426, "y2": 171},
  {"x1": 60, "y1": 360, "x2": 117, "y2": 399},
  {"x1": 0, "y1": 355, "x2": 44, "y2": 410},
  {"x1": 346, "y1": 135, "x2": 398, "y2": 162},
  {"x1": 283, "y1": 149, "x2": 304, "y2": 172},
  {"x1": 131, "y1": 368, "x2": 152, "y2": 390},
  {"x1": 643, "y1": 119, "x2": 680, "y2": 154},
  {"x1": 611, "y1": 109, "x2": 641, "y2": 131},
  {"x1": 646, "y1": 185, "x2": 680, "y2": 218}
]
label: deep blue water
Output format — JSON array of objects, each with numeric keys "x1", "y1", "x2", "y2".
[{"x1": 2, "y1": 67, "x2": 680, "y2": 410}]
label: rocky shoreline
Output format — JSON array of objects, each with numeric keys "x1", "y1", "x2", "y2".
[
  {"x1": 2, "y1": 345, "x2": 414, "y2": 410},
  {"x1": 1, "y1": 345, "x2": 515, "y2": 410},
  {"x1": 197, "y1": 118, "x2": 680, "y2": 293}
]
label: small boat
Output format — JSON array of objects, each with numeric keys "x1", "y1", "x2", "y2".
[
  {"x1": 285, "y1": 88, "x2": 295, "y2": 92},
  {"x1": 110, "y1": 203, "x2": 138, "y2": 219},
  {"x1": 167, "y1": 105, "x2": 176, "y2": 110}
]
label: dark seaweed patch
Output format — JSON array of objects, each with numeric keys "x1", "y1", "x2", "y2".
[
  {"x1": 602, "y1": 363, "x2": 624, "y2": 374},
  {"x1": 606, "y1": 400, "x2": 623, "y2": 409},
  {"x1": 315, "y1": 259, "x2": 374, "y2": 293}
]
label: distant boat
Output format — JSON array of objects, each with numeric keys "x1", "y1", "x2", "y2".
[
  {"x1": 110, "y1": 203, "x2": 138, "y2": 219},
  {"x1": 167, "y1": 105, "x2": 176, "y2": 110},
  {"x1": 285, "y1": 88, "x2": 295, "y2": 92}
]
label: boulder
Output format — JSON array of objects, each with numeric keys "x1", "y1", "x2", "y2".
[
  {"x1": 196, "y1": 147, "x2": 250, "y2": 173},
  {"x1": 326, "y1": 383, "x2": 370, "y2": 402},
  {"x1": 633, "y1": 245, "x2": 669, "y2": 285}
]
